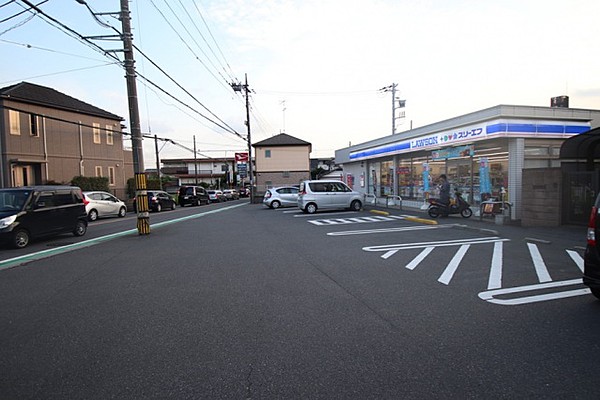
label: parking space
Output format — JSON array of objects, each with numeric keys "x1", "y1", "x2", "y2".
[{"x1": 277, "y1": 207, "x2": 590, "y2": 306}]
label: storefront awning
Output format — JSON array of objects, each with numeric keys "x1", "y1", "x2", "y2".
[{"x1": 559, "y1": 128, "x2": 600, "y2": 168}]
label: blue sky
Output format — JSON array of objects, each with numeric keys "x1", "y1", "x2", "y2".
[{"x1": 1, "y1": 0, "x2": 599, "y2": 165}]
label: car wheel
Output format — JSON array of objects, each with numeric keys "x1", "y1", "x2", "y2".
[
  {"x1": 118, "y1": 207, "x2": 126, "y2": 217},
  {"x1": 306, "y1": 203, "x2": 317, "y2": 214},
  {"x1": 12, "y1": 229, "x2": 30, "y2": 249},
  {"x1": 171, "y1": 201, "x2": 176, "y2": 210},
  {"x1": 271, "y1": 200, "x2": 281, "y2": 209},
  {"x1": 194, "y1": 199, "x2": 199, "y2": 207},
  {"x1": 73, "y1": 220, "x2": 87, "y2": 237},
  {"x1": 591, "y1": 288, "x2": 600, "y2": 300},
  {"x1": 88, "y1": 209, "x2": 98, "y2": 221},
  {"x1": 350, "y1": 200, "x2": 362, "y2": 212},
  {"x1": 156, "y1": 203, "x2": 162, "y2": 212}
]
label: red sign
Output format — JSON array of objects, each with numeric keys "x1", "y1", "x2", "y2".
[{"x1": 235, "y1": 152, "x2": 249, "y2": 162}]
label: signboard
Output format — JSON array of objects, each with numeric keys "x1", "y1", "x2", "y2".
[
  {"x1": 431, "y1": 145, "x2": 474, "y2": 160},
  {"x1": 235, "y1": 152, "x2": 249, "y2": 162}
]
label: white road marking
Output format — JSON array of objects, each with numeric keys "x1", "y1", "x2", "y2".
[
  {"x1": 566, "y1": 250, "x2": 584, "y2": 272},
  {"x1": 438, "y1": 244, "x2": 470, "y2": 285},
  {"x1": 478, "y1": 278, "x2": 591, "y2": 306},
  {"x1": 309, "y1": 215, "x2": 404, "y2": 226},
  {"x1": 527, "y1": 243, "x2": 552, "y2": 283},
  {"x1": 363, "y1": 237, "x2": 508, "y2": 253},
  {"x1": 294, "y1": 211, "x2": 357, "y2": 218},
  {"x1": 488, "y1": 241, "x2": 503, "y2": 289},
  {"x1": 405, "y1": 247, "x2": 434, "y2": 270},
  {"x1": 328, "y1": 225, "x2": 451, "y2": 236}
]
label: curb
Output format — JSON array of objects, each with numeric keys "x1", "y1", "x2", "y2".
[
  {"x1": 370, "y1": 209, "x2": 390, "y2": 216},
  {"x1": 403, "y1": 215, "x2": 438, "y2": 225}
]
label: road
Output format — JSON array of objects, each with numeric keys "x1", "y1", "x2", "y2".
[{"x1": 0, "y1": 201, "x2": 598, "y2": 399}]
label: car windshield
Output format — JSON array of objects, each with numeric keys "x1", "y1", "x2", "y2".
[{"x1": 0, "y1": 190, "x2": 30, "y2": 211}]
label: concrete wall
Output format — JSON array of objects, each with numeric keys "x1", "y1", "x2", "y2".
[{"x1": 521, "y1": 168, "x2": 562, "y2": 227}]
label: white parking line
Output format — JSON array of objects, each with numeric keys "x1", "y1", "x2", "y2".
[
  {"x1": 566, "y1": 250, "x2": 584, "y2": 272},
  {"x1": 478, "y1": 278, "x2": 591, "y2": 306},
  {"x1": 438, "y1": 244, "x2": 470, "y2": 285},
  {"x1": 405, "y1": 247, "x2": 434, "y2": 270},
  {"x1": 328, "y1": 225, "x2": 450, "y2": 236},
  {"x1": 527, "y1": 243, "x2": 552, "y2": 283},
  {"x1": 488, "y1": 241, "x2": 504, "y2": 289}
]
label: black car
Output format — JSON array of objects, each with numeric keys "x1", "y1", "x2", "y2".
[
  {"x1": 0, "y1": 186, "x2": 88, "y2": 248},
  {"x1": 178, "y1": 186, "x2": 209, "y2": 207},
  {"x1": 133, "y1": 190, "x2": 177, "y2": 212},
  {"x1": 584, "y1": 193, "x2": 600, "y2": 299}
]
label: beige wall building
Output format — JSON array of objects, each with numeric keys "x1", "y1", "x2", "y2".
[
  {"x1": 253, "y1": 133, "x2": 311, "y2": 193},
  {"x1": 0, "y1": 82, "x2": 133, "y2": 198}
]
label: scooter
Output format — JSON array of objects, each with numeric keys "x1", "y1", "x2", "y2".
[{"x1": 428, "y1": 190, "x2": 473, "y2": 219}]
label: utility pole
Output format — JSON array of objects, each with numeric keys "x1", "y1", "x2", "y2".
[
  {"x1": 231, "y1": 74, "x2": 253, "y2": 203},
  {"x1": 120, "y1": 0, "x2": 149, "y2": 234},
  {"x1": 154, "y1": 134, "x2": 162, "y2": 190},
  {"x1": 379, "y1": 83, "x2": 406, "y2": 135},
  {"x1": 193, "y1": 135, "x2": 198, "y2": 185}
]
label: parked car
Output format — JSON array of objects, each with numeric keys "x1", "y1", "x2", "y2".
[
  {"x1": 133, "y1": 190, "x2": 177, "y2": 212},
  {"x1": 223, "y1": 189, "x2": 239, "y2": 200},
  {"x1": 0, "y1": 186, "x2": 88, "y2": 249},
  {"x1": 263, "y1": 186, "x2": 299, "y2": 209},
  {"x1": 297, "y1": 180, "x2": 364, "y2": 214},
  {"x1": 584, "y1": 193, "x2": 600, "y2": 300},
  {"x1": 207, "y1": 190, "x2": 225, "y2": 203},
  {"x1": 83, "y1": 191, "x2": 127, "y2": 221},
  {"x1": 178, "y1": 185, "x2": 209, "y2": 207}
]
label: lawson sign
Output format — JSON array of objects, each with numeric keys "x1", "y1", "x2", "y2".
[
  {"x1": 348, "y1": 121, "x2": 589, "y2": 161},
  {"x1": 349, "y1": 127, "x2": 485, "y2": 160}
]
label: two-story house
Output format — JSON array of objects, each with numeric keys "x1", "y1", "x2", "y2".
[
  {"x1": 252, "y1": 133, "x2": 311, "y2": 195},
  {"x1": 0, "y1": 82, "x2": 133, "y2": 198}
]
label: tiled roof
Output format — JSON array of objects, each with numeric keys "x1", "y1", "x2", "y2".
[
  {"x1": 0, "y1": 81, "x2": 123, "y2": 121},
  {"x1": 253, "y1": 133, "x2": 311, "y2": 147}
]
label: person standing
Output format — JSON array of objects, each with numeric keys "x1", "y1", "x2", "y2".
[{"x1": 439, "y1": 174, "x2": 451, "y2": 216}]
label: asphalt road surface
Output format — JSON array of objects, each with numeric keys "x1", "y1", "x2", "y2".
[{"x1": 0, "y1": 201, "x2": 598, "y2": 399}]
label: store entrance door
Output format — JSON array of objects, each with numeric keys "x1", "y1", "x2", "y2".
[{"x1": 447, "y1": 159, "x2": 473, "y2": 202}]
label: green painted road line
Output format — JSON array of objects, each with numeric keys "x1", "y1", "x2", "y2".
[{"x1": 0, "y1": 203, "x2": 246, "y2": 271}]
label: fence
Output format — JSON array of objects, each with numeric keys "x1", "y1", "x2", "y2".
[{"x1": 364, "y1": 194, "x2": 403, "y2": 211}]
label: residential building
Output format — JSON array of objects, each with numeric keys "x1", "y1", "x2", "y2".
[
  {"x1": 160, "y1": 157, "x2": 237, "y2": 189},
  {"x1": 0, "y1": 82, "x2": 133, "y2": 198},
  {"x1": 252, "y1": 133, "x2": 311, "y2": 194}
]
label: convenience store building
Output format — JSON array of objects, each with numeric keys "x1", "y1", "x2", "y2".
[{"x1": 335, "y1": 104, "x2": 600, "y2": 224}]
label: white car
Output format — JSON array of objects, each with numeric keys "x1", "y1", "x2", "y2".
[
  {"x1": 83, "y1": 191, "x2": 127, "y2": 221},
  {"x1": 263, "y1": 186, "x2": 299, "y2": 209},
  {"x1": 297, "y1": 180, "x2": 364, "y2": 214}
]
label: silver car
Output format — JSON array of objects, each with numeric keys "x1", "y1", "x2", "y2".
[
  {"x1": 83, "y1": 191, "x2": 127, "y2": 221},
  {"x1": 297, "y1": 180, "x2": 364, "y2": 214},
  {"x1": 263, "y1": 186, "x2": 299, "y2": 209}
]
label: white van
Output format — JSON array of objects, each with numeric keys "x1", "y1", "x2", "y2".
[{"x1": 297, "y1": 180, "x2": 364, "y2": 214}]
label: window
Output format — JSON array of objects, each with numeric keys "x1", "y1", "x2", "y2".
[
  {"x1": 265, "y1": 149, "x2": 271, "y2": 158},
  {"x1": 30, "y1": 114, "x2": 39, "y2": 137},
  {"x1": 282, "y1": 171, "x2": 290, "y2": 178},
  {"x1": 95, "y1": 166, "x2": 103, "y2": 177},
  {"x1": 9, "y1": 110, "x2": 20, "y2": 135},
  {"x1": 108, "y1": 167, "x2": 115, "y2": 185},
  {"x1": 105, "y1": 124, "x2": 114, "y2": 145},
  {"x1": 93, "y1": 123, "x2": 101, "y2": 144}
]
